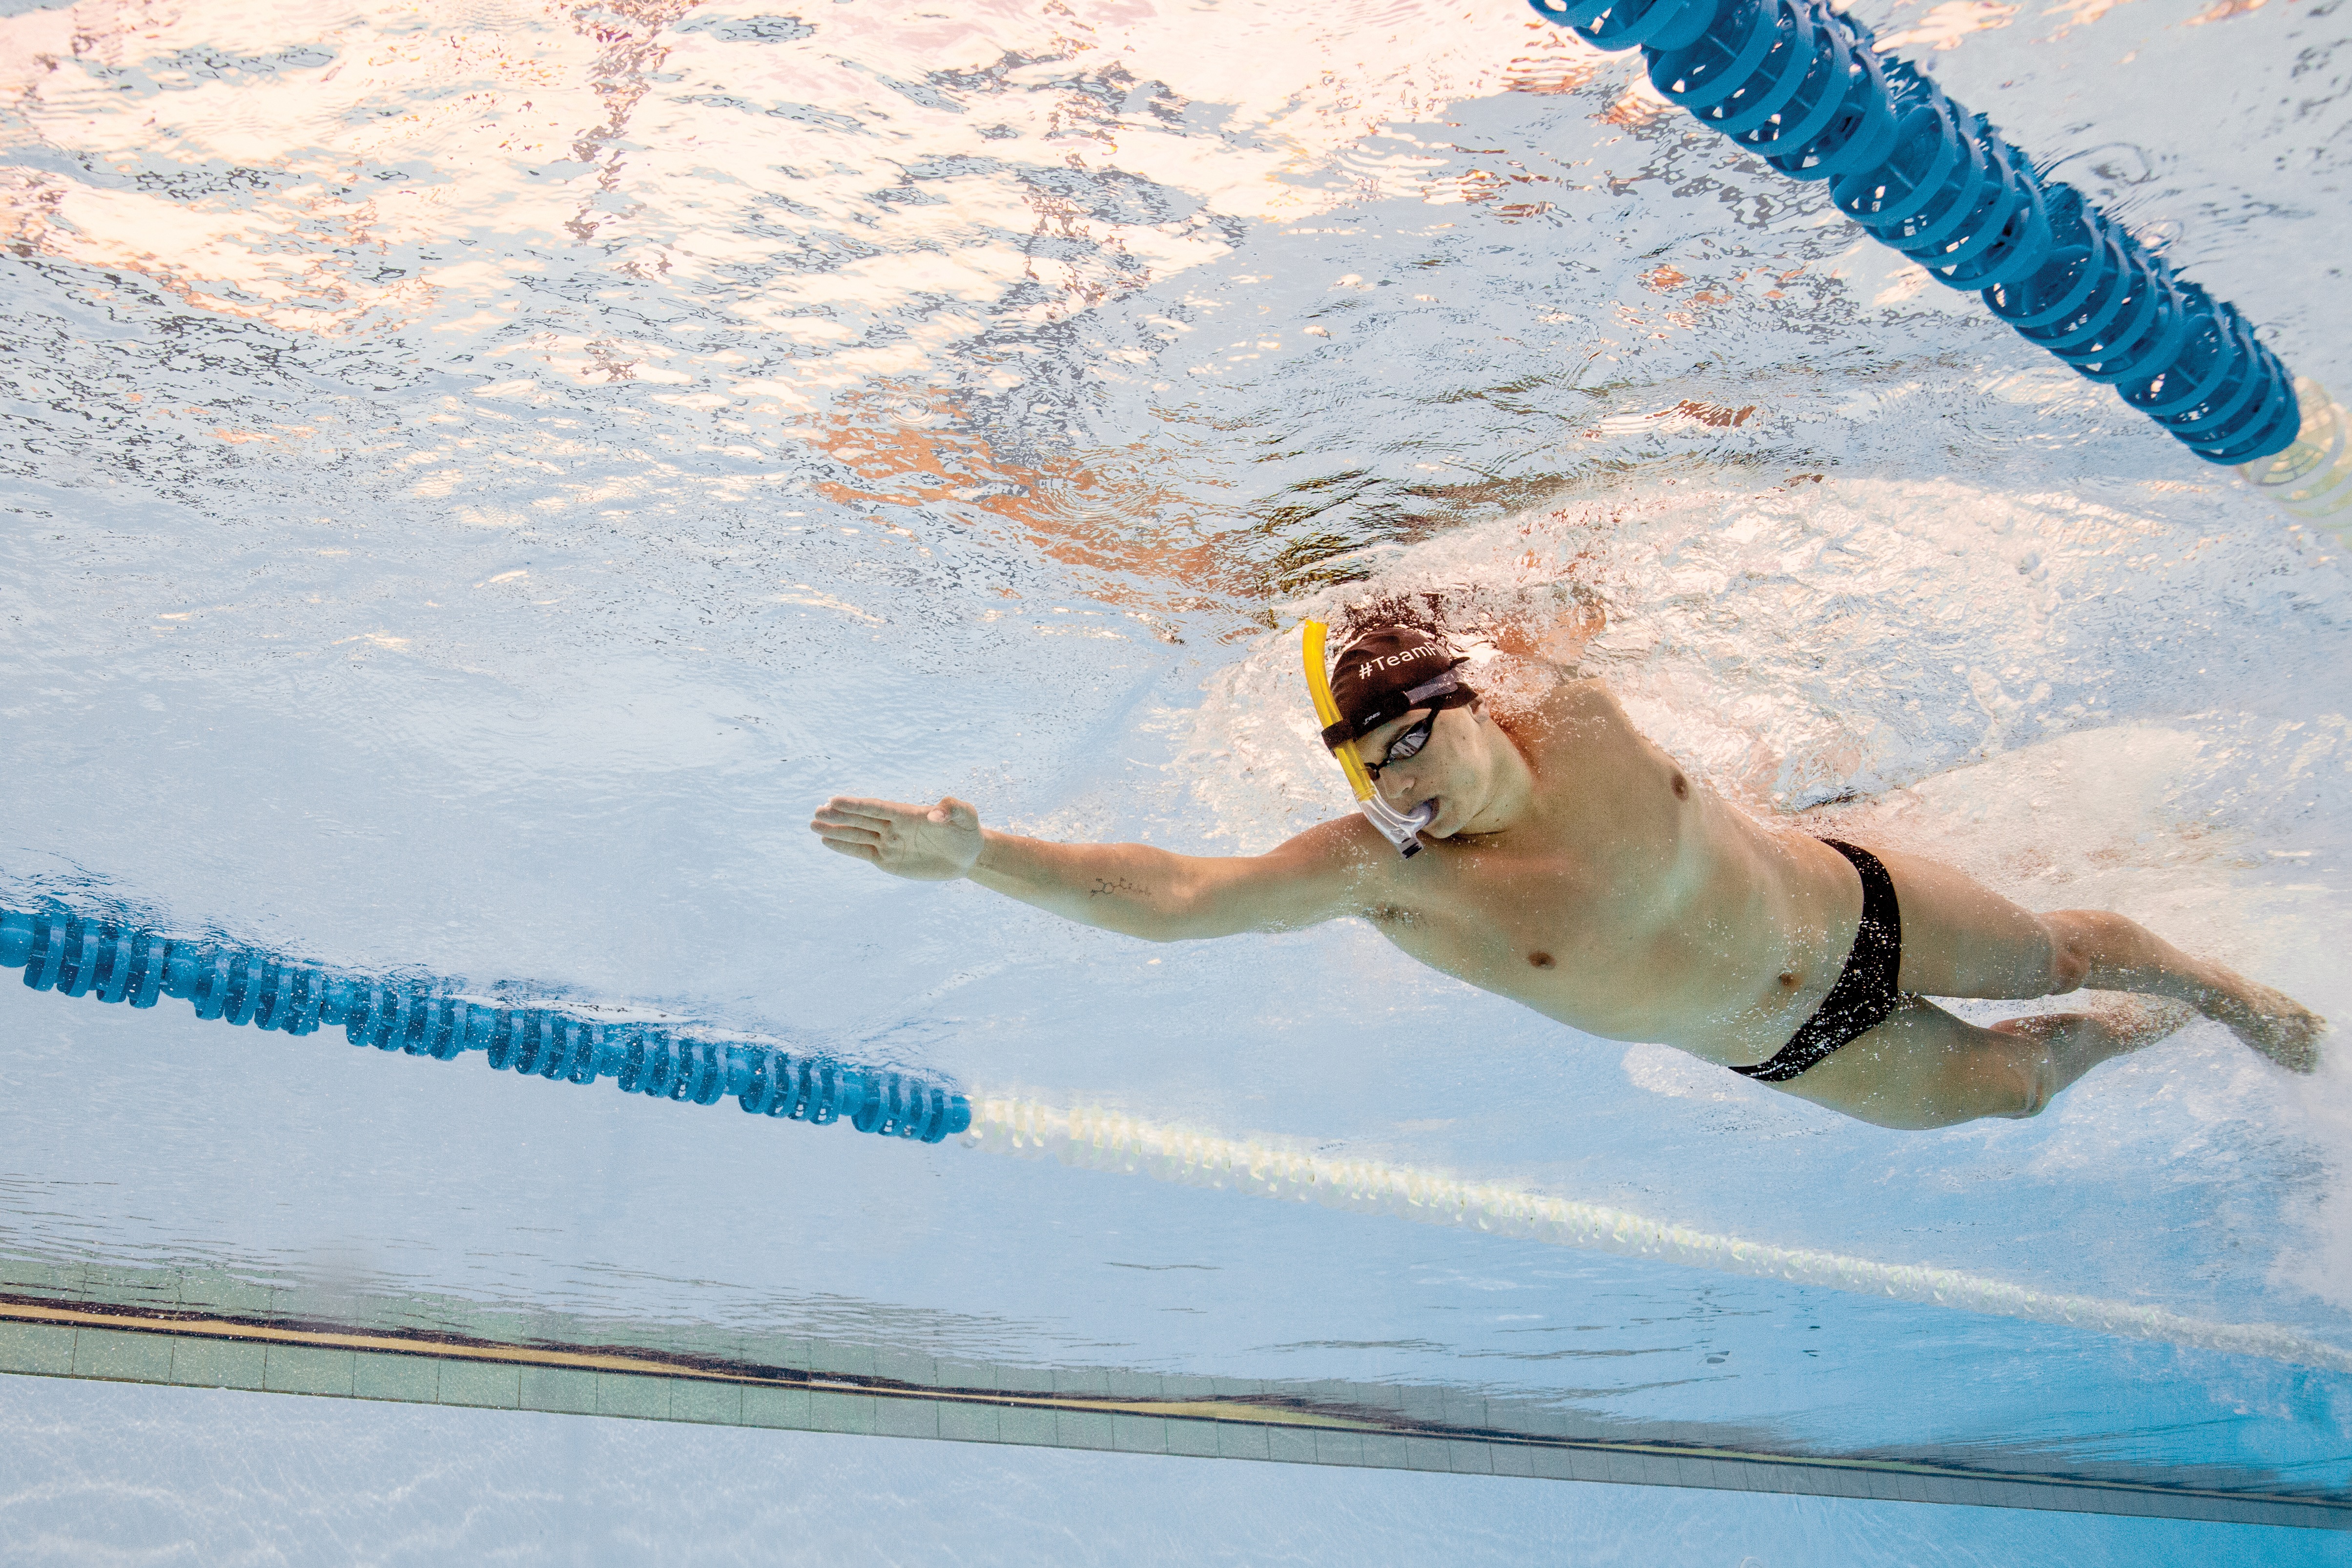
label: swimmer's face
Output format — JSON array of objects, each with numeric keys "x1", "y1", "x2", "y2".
[{"x1": 1360, "y1": 701, "x2": 1487, "y2": 839}]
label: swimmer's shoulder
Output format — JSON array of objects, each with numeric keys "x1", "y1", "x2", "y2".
[
  {"x1": 1248, "y1": 813, "x2": 1409, "y2": 924},
  {"x1": 1498, "y1": 669, "x2": 1627, "y2": 746},
  {"x1": 1292, "y1": 811, "x2": 1406, "y2": 881}
]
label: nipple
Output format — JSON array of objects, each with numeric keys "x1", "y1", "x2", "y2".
[
  {"x1": 1778, "y1": 971, "x2": 1800, "y2": 990},
  {"x1": 1671, "y1": 773, "x2": 1690, "y2": 801},
  {"x1": 1529, "y1": 952, "x2": 1556, "y2": 969}
]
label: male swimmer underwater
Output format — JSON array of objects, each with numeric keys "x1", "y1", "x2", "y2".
[{"x1": 811, "y1": 618, "x2": 2324, "y2": 1130}]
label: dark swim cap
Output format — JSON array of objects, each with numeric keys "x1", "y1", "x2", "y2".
[{"x1": 1323, "y1": 626, "x2": 1472, "y2": 750}]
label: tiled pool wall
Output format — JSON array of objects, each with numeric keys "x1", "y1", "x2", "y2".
[{"x1": 0, "y1": 1250, "x2": 2339, "y2": 1533}]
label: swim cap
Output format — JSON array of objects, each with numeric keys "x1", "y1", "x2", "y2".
[{"x1": 1323, "y1": 626, "x2": 1471, "y2": 750}]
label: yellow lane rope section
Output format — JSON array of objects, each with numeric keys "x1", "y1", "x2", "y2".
[
  {"x1": 2245, "y1": 377, "x2": 2352, "y2": 535},
  {"x1": 966, "y1": 1096, "x2": 2352, "y2": 1375}
]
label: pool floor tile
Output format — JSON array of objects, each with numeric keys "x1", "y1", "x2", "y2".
[
  {"x1": 1053, "y1": 1409, "x2": 1116, "y2": 1451},
  {"x1": 353, "y1": 1352, "x2": 440, "y2": 1403},
  {"x1": 0, "y1": 1322, "x2": 78, "y2": 1377},
  {"x1": 807, "y1": 1390, "x2": 878, "y2": 1436},
  {"x1": 168, "y1": 1337, "x2": 267, "y2": 1390},
  {"x1": 518, "y1": 1365, "x2": 599, "y2": 1417},
  {"x1": 1164, "y1": 1419, "x2": 1221, "y2": 1459},
  {"x1": 805, "y1": 1341, "x2": 876, "y2": 1379},
  {"x1": 936, "y1": 1401, "x2": 1001, "y2": 1444},
  {"x1": 264, "y1": 1345, "x2": 356, "y2": 1397},
  {"x1": 1320, "y1": 1430, "x2": 1376, "y2": 1467},
  {"x1": 1402, "y1": 1436, "x2": 1453, "y2": 1473},
  {"x1": 739, "y1": 1385, "x2": 812, "y2": 1431},
  {"x1": 436, "y1": 1360, "x2": 521, "y2": 1409},
  {"x1": 1111, "y1": 1413, "x2": 1168, "y2": 1454},
  {"x1": 1264, "y1": 1427, "x2": 1317, "y2": 1465},
  {"x1": 670, "y1": 1380, "x2": 743, "y2": 1426},
  {"x1": 994, "y1": 1405, "x2": 1058, "y2": 1447},
  {"x1": 1447, "y1": 1440, "x2": 1495, "y2": 1475},
  {"x1": 596, "y1": 1372, "x2": 672, "y2": 1421},
  {"x1": 1216, "y1": 1423, "x2": 1272, "y2": 1462},
  {"x1": 1050, "y1": 1367, "x2": 1113, "y2": 1399},
  {"x1": 1524, "y1": 1446, "x2": 1582, "y2": 1483},
  {"x1": 73, "y1": 1328, "x2": 174, "y2": 1383},
  {"x1": 874, "y1": 1398, "x2": 942, "y2": 1440},
  {"x1": 0, "y1": 1259, "x2": 83, "y2": 1295}
]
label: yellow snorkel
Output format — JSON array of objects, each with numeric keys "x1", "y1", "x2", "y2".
[{"x1": 1301, "y1": 619, "x2": 1436, "y2": 858}]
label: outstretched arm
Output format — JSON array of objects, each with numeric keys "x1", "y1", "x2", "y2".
[{"x1": 809, "y1": 795, "x2": 1371, "y2": 942}]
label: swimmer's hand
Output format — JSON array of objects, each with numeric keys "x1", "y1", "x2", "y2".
[{"x1": 810, "y1": 795, "x2": 983, "y2": 882}]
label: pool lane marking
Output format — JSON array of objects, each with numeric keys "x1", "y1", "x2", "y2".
[
  {"x1": 0, "y1": 1295, "x2": 1372, "y2": 1429},
  {"x1": 7, "y1": 1294, "x2": 2348, "y2": 1522},
  {"x1": 968, "y1": 1097, "x2": 2352, "y2": 1376}
]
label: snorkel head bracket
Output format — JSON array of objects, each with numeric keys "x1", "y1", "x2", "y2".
[
  {"x1": 1356, "y1": 786, "x2": 1439, "y2": 858},
  {"x1": 1300, "y1": 620, "x2": 1457, "y2": 859}
]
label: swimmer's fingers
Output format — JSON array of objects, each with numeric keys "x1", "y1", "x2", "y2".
[
  {"x1": 813, "y1": 792, "x2": 981, "y2": 880},
  {"x1": 815, "y1": 795, "x2": 918, "y2": 828}
]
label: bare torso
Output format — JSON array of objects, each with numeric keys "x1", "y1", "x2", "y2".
[
  {"x1": 1340, "y1": 680, "x2": 1867, "y2": 1066},
  {"x1": 813, "y1": 663, "x2": 2326, "y2": 1127}
]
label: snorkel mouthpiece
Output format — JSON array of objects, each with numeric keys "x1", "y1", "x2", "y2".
[
  {"x1": 1301, "y1": 620, "x2": 1436, "y2": 859},
  {"x1": 1361, "y1": 793, "x2": 1439, "y2": 859}
]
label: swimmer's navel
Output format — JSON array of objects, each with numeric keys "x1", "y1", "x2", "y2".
[
  {"x1": 1778, "y1": 971, "x2": 1800, "y2": 990},
  {"x1": 1529, "y1": 952, "x2": 1556, "y2": 969},
  {"x1": 1671, "y1": 772, "x2": 1690, "y2": 801}
]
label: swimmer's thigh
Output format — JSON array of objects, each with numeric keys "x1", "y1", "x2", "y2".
[
  {"x1": 1862, "y1": 845, "x2": 2061, "y2": 1000},
  {"x1": 1774, "y1": 997, "x2": 2045, "y2": 1130}
]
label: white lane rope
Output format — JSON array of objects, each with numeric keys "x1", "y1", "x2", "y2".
[{"x1": 967, "y1": 1096, "x2": 2352, "y2": 1375}]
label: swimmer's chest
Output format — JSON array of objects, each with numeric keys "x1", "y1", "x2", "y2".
[{"x1": 1364, "y1": 835, "x2": 1690, "y2": 1027}]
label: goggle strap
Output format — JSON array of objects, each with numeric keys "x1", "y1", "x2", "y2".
[{"x1": 1321, "y1": 671, "x2": 1471, "y2": 751}]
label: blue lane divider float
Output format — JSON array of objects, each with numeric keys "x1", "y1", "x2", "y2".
[
  {"x1": 1527, "y1": 0, "x2": 2302, "y2": 466},
  {"x1": 0, "y1": 902, "x2": 970, "y2": 1144}
]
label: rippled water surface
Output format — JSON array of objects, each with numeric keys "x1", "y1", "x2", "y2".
[{"x1": 2, "y1": 0, "x2": 2350, "y2": 1541}]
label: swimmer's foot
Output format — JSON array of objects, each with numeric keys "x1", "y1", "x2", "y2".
[{"x1": 2199, "y1": 977, "x2": 2327, "y2": 1074}]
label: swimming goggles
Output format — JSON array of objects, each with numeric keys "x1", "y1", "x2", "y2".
[
  {"x1": 1363, "y1": 710, "x2": 1437, "y2": 778},
  {"x1": 1300, "y1": 619, "x2": 1438, "y2": 859}
]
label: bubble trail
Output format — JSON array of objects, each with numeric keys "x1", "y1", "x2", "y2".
[
  {"x1": 972, "y1": 1097, "x2": 2352, "y2": 1374},
  {"x1": 1527, "y1": 0, "x2": 2303, "y2": 468},
  {"x1": 0, "y1": 902, "x2": 970, "y2": 1144}
]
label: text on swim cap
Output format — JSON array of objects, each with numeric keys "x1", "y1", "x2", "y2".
[{"x1": 1354, "y1": 644, "x2": 1446, "y2": 681}]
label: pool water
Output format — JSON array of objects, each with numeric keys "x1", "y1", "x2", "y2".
[{"x1": 0, "y1": 0, "x2": 2348, "y2": 1554}]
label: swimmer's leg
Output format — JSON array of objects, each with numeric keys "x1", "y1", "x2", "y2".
[
  {"x1": 1858, "y1": 846, "x2": 2325, "y2": 1073},
  {"x1": 1774, "y1": 996, "x2": 2191, "y2": 1131}
]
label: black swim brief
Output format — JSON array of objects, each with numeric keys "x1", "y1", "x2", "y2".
[{"x1": 1728, "y1": 839, "x2": 1904, "y2": 1084}]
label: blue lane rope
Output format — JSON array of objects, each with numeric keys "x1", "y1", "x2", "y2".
[
  {"x1": 0, "y1": 902, "x2": 971, "y2": 1144},
  {"x1": 1527, "y1": 0, "x2": 2302, "y2": 466}
]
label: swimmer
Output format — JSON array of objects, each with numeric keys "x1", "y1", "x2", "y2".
[{"x1": 810, "y1": 619, "x2": 2324, "y2": 1129}]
